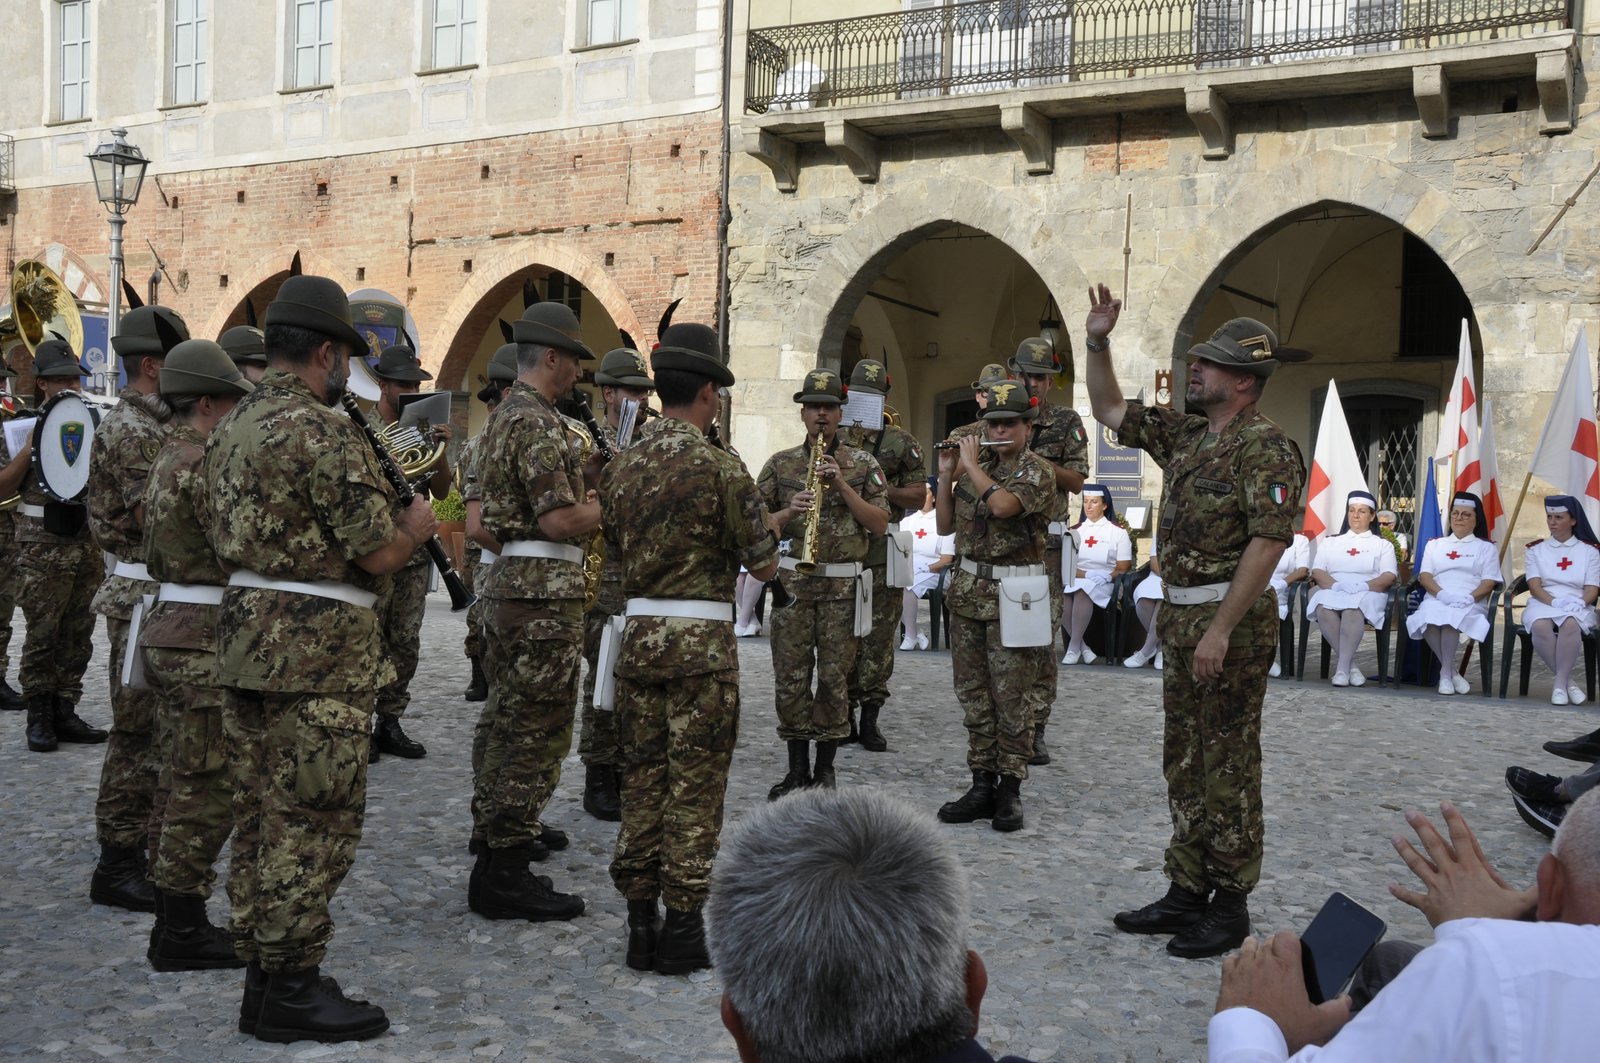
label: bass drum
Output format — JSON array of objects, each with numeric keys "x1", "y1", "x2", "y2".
[{"x1": 33, "y1": 391, "x2": 100, "y2": 502}]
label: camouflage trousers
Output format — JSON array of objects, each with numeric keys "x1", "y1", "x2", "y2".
[
  {"x1": 1160, "y1": 642, "x2": 1271, "y2": 895},
  {"x1": 472, "y1": 599, "x2": 580, "y2": 850},
  {"x1": 950, "y1": 611, "x2": 1044, "y2": 780},
  {"x1": 146, "y1": 646, "x2": 233, "y2": 897},
  {"x1": 846, "y1": 565, "x2": 898, "y2": 709},
  {"x1": 462, "y1": 549, "x2": 484, "y2": 659},
  {"x1": 223, "y1": 687, "x2": 372, "y2": 972},
  {"x1": 14, "y1": 538, "x2": 99, "y2": 701},
  {"x1": 96, "y1": 616, "x2": 162, "y2": 848},
  {"x1": 0, "y1": 525, "x2": 15, "y2": 675},
  {"x1": 1026, "y1": 543, "x2": 1065, "y2": 728},
  {"x1": 769, "y1": 596, "x2": 858, "y2": 743},
  {"x1": 375, "y1": 562, "x2": 430, "y2": 719},
  {"x1": 610, "y1": 670, "x2": 739, "y2": 911},
  {"x1": 578, "y1": 595, "x2": 622, "y2": 766}
]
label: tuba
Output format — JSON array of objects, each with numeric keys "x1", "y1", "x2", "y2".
[
  {"x1": 792, "y1": 433, "x2": 829, "y2": 575},
  {"x1": 10, "y1": 260, "x2": 84, "y2": 359}
]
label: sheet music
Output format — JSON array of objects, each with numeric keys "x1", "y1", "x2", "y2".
[
  {"x1": 840, "y1": 391, "x2": 884, "y2": 431},
  {"x1": 4, "y1": 417, "x2": 37, "y2": 462},
  {"x1": 397, "y1": 392, "x2": 451, "y2": 431},
  {"x1": 616, "y1": 398, "x2": 641, "y2": 449}
]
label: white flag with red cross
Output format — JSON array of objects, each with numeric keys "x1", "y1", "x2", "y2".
[
  {"x1": 1528, "y1": 326, "x2": 1600, "y2": 533},
  {"x1": 1303, "y1": 380, "x2": 1371, "y2": 541}
]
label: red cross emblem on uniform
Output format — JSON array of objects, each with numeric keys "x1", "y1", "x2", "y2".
[
  {"x1": 1446, "y1": 551, "x2": 1461, "y2": 560},
  {"x1": 915, "y1": 528, "x2": 927, "y2": 539},
  {"x1": 1347, "y1": 548, "x2": 1360, "y2": 556},
  {"x1": 1085, "y1": 536, "x2": 1099, "y2": 548},
  {"x1": 1558, "y1": 556, "x2": 1574, "y2": 570}
]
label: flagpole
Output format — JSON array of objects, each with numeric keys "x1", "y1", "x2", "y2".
[{"x1": 1498, "y1": 471, "x2": 1534, "y2": 565}]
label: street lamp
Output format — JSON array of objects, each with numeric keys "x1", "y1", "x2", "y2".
[{"x1": 87, "y1": 126, "x2": 149, "y2": 397}]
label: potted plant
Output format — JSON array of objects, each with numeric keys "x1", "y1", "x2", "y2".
[{"x1": 432, "y1": 488, "x2": 467, "y2": 572}]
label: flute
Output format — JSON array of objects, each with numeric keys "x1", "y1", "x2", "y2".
[{"x1": 935, "y1": 440, "x2": 1008, "y2": 449}]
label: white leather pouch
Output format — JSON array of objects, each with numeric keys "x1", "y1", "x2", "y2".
[{"x1": 998, "y1": 575, "x2": 1053, "y2": 647}]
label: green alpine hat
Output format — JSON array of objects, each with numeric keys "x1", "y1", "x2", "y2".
[
  {"x1": 969, "y1": 362, "x2": 1010, "y2": 390},
  {"x1": 111, "y1": 305, "x2": 189, "y2": 359},
  {"x1": 792, "y1": 368, "x2": 845, "y2": 405},
  {"x1": 160, "y1": 339, "x2": 254, "y2": 398},
  {"x1": 979, "y1": 380, "x2": 1039, "y2": 421},
  {"x1": 372, "y1": 343, "x2": 432, "y2": 383},
  {"x1": 849, "y1": 359, "x2": 890, "y2": 395},
  {"x1": 33, "y1": 338, "x2": 88, "y2": 378},
  {"x1": 512, "y1": 301, "x2": 593, "y2": 360},
  {"x1": 594, "y1": 347, "x2": 655, "y2": 389},
  {"x1": 487, "y1": 343, "x2": 519, "y2": 384},
  {"x1": 1009, "y1": 336, "x2": 1062, "y2": 375},
  {"x1": 218, "y1": 325, "x2": 267, "y2": 366},
  {"x1": 1187, "y1": 318, "x2": 1309, "y2": 378},
  {"x1": 652, "y1": 323, "x2": 733, "y2": 387},
  {"x1": 264, "y1": 275, "x2": 366, "y2": 354}
]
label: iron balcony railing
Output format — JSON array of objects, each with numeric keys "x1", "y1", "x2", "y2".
[
  {"x1": 0, "y1": 133, "x2": 14, "y2": 194},
  {"x1": 746, "y1": 0, "x2": 1572, "y2": 113}
]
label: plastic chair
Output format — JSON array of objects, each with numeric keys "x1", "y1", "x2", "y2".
[
  {"x1": 1498, "y1": 575, "x2": 1599, "y2": 699},
  {"x1": 1278, "y1": 580, "x2": 1306, "y2": 677},
  {"x1": 1299, "y1": 583, "x2": 1402, "y2": 687},
  {"x1": 1392, "y1": 580, "x2": 1501, "y2": 695},
  {"x1": 926, "y1": 568, "x2": 952, "y2": 650}
]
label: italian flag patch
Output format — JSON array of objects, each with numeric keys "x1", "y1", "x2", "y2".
[{"x1": 1269, "y1": 482, "x2": 1289, "y2": 505}]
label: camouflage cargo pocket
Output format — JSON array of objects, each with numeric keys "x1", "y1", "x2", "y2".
[
  {"x1": 171, "y1": 705, "x2": 225, "y2": 776},
  {"x1": 292, "y1": 696, "x2": 369, "y2": 812}
]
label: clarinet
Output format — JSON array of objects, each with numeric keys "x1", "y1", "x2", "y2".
[
  {"x1": 575, "y1": 390, "x2": 615, "y2": 463},
  {"x1": 341, "y1": 394, "x2": 477, "y2": 612}
]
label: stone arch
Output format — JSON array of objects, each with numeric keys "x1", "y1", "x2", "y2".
[
  {"x1": 32, "y1": 242, "x2": 108, "y2": 306},
  {"x1": 430, "y1": 238, "x2": 643, "y2": 389},
  {"x1": 194, "y1": 247, "x2": 355, "y2": 342},
  {"x1": 1149, "y1": 150, "x2": 1506, "y2": 362}
]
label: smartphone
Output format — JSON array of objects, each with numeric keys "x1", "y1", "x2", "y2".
[{"x1": 1299, "y1": 892, "x2": 1386, "y2": 1005}]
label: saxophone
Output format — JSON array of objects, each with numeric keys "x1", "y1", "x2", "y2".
[{"x1": 793, "y1": 433, "x2": 829, "y2": 575}]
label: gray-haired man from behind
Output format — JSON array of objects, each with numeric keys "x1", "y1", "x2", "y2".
[{"x1": 706, "y1": 788, "x2": 1051, "y2": 1063}]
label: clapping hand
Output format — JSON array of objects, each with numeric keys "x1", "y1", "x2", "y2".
[{"x1": 1388, "y1": 801, "x2": 1536, "y2": 927}]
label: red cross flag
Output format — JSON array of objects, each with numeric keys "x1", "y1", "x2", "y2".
[
  {"x1": 1477, "y1": 395, "x2": 1508, "y2": 579},
  {"x1": 1303, "y1": 380, "x2": 1371, "y2": 541},
  {"x1": 1529, "y1": 326, "x2": 1600, "y2": 532},
  {"x1": 1434, "y1": 320, "x2": 1483, "y2": 496}
]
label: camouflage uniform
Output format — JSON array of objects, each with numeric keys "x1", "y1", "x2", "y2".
[
  {"x1": 0, "y1": 398, "x2": 21, "y2": 691},
  {"x1": 458, "y1": 431, "x2": 487, "y2": 663},
  {"x1": 757, "y1": 440, "x2": 889, "y2": 742},
  {"x1": 1024, "y1": 401, "x2": 1090, "y2": 729},
  {"x1": 839, "y1": 421, "x2": 927, "y2": 715},
  {"x1": 372, "y1": 409, "x2": 432, "y2": 727},
  {"x1": 601, "y1": 417, "x2": 777, "y2": 909},
  {"x1": 87, "y1": 388, "x2": 171, "y2": 848},
  {"x1": 947, "y1": 447, "x2": 1056, "y2": 779},
  {"x1": 472, "y1": 381, "x2": 587, "y2": 851},
  {"x1": 142, "y1": 423, "x2": 232, "y2": 896},
  {"x1": 579, "y1": 421, "x2": 623, "y2": 769},
  {"x1": 1115, "y1": 400, "x2": 1303, "y2": 895},
  {"x1": 204, "y1": 369, "x2": 399, "y2": 972}
]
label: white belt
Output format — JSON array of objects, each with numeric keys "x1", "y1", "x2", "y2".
[
  {"x1": 113, "y1": 560, "x2": 153, "y2": 582},
  {"x1": 959, "y1": 558, "x2": 1046, "y2": 580},
  {"x1": 624, "y1": 598, "x2": 734, "y2": 623},
  {"x1": 480, "y1": 548, "x2": 499, "y2": 563},
  {"x1": 227, "y1": 569, "x2": 378, "y2": 609},
  {"x1": 500, "y1": 540, "x2": 584, "y2": 564},
  {"x1": 158, "y1": 583, "x2": 225, "y2": 606},
  {"x1": 1165, "y1": 581, "x2": 1233, "y2": 605},
  {"x1": 17, "y1": 503, "x2": 44, "y2": 518},
  {"x1": 779, "y1": 556, "x2": 861, "y2": 579},
  {"x1": 1047, "y1": 522, "x2": 1068, "y2": 536}
]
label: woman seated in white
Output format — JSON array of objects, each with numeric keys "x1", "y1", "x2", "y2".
[
  {"x1": 1268, "y1": 530, "x2": 1312, "y2": 677},
  {"x1": 1124, "y1": 536, "x2": 1164, "y2": 671},
  {"x1": 1523, "y1": 495, "x2": 1600, "y2": 705},
  {"x1": 1306, "y1": 490, "x2": 1398, "y2": 687},
  {"x1": 1062, "y1": 484, "x2": 1132, "y2": 665},
  {"x1": 899, "y1": 479, "x2": 955, "y2": 650},
  {"x1": 1407, "y1": 490, "x2": 1501, "y2": 695}
]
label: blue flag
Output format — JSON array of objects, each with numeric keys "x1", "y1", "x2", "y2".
[
  {"x1": 1402, "y1": 461, "x2": 1446, "y2": 685},
  {"x1": 1414, "y1": 460, "x2": 1444, "y2": 565}
]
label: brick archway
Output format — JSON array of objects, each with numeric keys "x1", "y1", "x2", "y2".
[{"x1": 194, "y1": 247, "x2": 355, "y2": 342}]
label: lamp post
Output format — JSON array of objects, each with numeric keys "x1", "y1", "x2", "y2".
[{"x1": 87, "y1": 127, "x2": 149, "y2": 397}]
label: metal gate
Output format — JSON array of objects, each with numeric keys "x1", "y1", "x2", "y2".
[{"x1": 1344, "y1": 395, "x2": 1422, "y2": 542}]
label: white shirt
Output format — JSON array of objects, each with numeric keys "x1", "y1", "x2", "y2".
[
  {"x1": 1273, "y1": 534, "x2": 1312, "y2": 583},
  {"x1": 1073, "y1": 516, "x2": 1133, "y2": 576},
  {"x1": 1526, "y1": 535, "x2": 1600, "y2": 597},
  {"x1": 1313, "y1": 529, "x2": 1396, "y2": 583},
  {"x1": 1207, "y1": 918, "x2": 1600, "y2": 1063},
  {"x1": 901, "y1": 507, "x2": 954, "y2": 563},
  {"x1": 1417, "y1": 533, "x2": 1500, "y2": 596}
]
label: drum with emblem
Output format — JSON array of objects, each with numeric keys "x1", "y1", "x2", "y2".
[{"x1": 32, "y1": 391, "x2": 99, "y2": 503}]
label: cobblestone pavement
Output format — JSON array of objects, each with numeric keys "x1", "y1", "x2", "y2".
[{"x1": 0, "y1": 596, "x2": 1588, "y2": 1062}]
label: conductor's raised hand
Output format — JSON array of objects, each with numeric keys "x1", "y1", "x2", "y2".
[{"x1": 1086, "y1": 283, "x2": 1122, "y2": 341}]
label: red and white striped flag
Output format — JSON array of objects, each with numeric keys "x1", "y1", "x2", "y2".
[
  {"x1": 1477, "y1": 396, "x2": 1508, "y2": 577},
  {"x1": 1303, "y1": 380, "x2": 1370, "y2": 541},
  {"x1": 1435, "y1": 320, "x2": 1483, "y2": 495},
  {"x1": 1529, "y1": 326, "x2": 1600, "y2": 532}
]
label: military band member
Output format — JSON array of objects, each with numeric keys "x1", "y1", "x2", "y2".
[
  {"x1": 219, "y1": 325, "x2": 269, "y2": 383},
  {"x1": 600, "y1": 322, "x2": 779, "y2": 975},
  {"x1": 580, "y1": 346, "x2": 655, "y2": 822},
  {"x1": 757, "y1": 369, "x2": 890, "y2": 799},
  {"x1": 141, "y1": 339, "x2": 253, "y2": 972},
  {"x1": 935, "y1": 382, "x2": 1056, "y2": 833},
  {"x1": 0, "y1": 362, "x2": 25, "y2": 712},
  {"x1": 945, "y1": 362, "x2": 1014, "y2": 445},
  {"x1": 460, "y1": 343, "x2": 517, "y2": 704},
  {"x1": 1089, "y1": 295, "x2": 1306, "y2": 960},
  {"x1": 86, "y1": 305, "x2": 188, "y2": 912},
  {"x1": 367, "y1": 341, "x2": 453, "y2": 761},
  {"x1": 1008, "y1": 336, "x2": 1089, "y2": 766},
  {"x1": 470, "y1": 302, "x2": 599, "y2": 922},
  {"x1": 204, "y1": 275, "x2": 436, "y2": 1042},
  {"x1": 838, "y1": 358, "x2": 926, "y2": 752}
]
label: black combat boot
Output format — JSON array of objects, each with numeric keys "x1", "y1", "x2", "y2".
[
  {"x1": 626, "y1": 898, "x2": 660, "y2": 972},
  {"x1": 149, "y1": 889, "x2": 245, "y2": 971},
  {"x1": 843, "y1": 703, "x2": 860, "y2": 744},
  {"x1": 654, "y1": 905, "x2": 711, "y2": 975},
  {"x1": 539, "y1": 824, "x2": 569, "y2": 852},
  {"x1": 373, "y1": 712, "x2": 426, "y2": 758},
  {"x1": 476, "y1": 847, "x2": 585, "y2": 922},
  {"x1": 1168, "y1": 888, "x2": 1251, "y2": 959},
  {"x1": 858, "y1": 702, "x2": 888, "y2": 752},
  {"x1": 25, "y1": 695, "x2": 57, "y2": 752},
  {"x1": 464, "y1": 656, "x2": 488, "y2": 702},
  {"x1": 767, "y1": 740, "x2": 811, "y2": 801},
  {"x1": 239, "y1": 960, "x2": 267, "y2": 1034},
  {"x1": 90, "y1": 842, "x2": 157, "y2": 912},
  {"x1": 253, "y1": 965, "x2": 390, "y2": 1044},
  {"x1": 1113, "y1": 882, "x2": 1212, "y2": 935},
  {"x1": 582, "y1": 762, "x2": 622, "y2": 822},
  {"x1": 0, "y1": 677, "x2": 23, "y2": 711},
  {"x1": 810, "y1": 740, "x2": 839, "y2": 789},
  {"x1": 937, "y1": 770, "x2": 997, "y2": 823},
  {"x1": 991, "y1": 774, "x2": 1024, "y2": 832},
  {"x1": 53, "y1": 694, "x2": 108, "y2": 743},
  {"x1": 1028, "y1": 723, "x2": 1050, "y2": 766}
]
